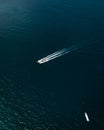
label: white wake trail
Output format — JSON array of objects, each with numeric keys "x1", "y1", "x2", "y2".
[
  {"x1": 37, "y1": 40, "x2": 96, "y2": 64},
  {"x1": 37, "y1": 48, "x2": 70, "y2": 64}
]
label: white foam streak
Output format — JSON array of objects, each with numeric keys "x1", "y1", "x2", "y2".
[
  {"x1": 37, "y1": 48, "x2": 70, "y2": 64},
  {"x1": 84, "y1": 112, "x2": 90, "y2": 122},
  {"x1": 37, "y1": 40, "x2": 95, "y2": 64}
]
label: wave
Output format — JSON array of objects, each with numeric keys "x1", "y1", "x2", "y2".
[{"x1": 37, "y1": 40, "x2": 97, "y2": 64}]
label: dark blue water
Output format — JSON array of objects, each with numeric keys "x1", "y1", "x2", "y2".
[{"x1": 0, "y1": 0, "x2": 104, "y2": 129}]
